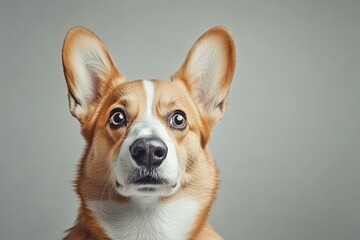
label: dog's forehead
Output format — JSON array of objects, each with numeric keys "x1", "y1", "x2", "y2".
[
  {"x1": 111, "y1": 79, "x2": 146, "y2": 100},
  {"x1": 151, "y1": 80, "x2": 190, "y2": 105},
  {"x1": 108, "y1": 79, "x2": 190, "y2": 110}
]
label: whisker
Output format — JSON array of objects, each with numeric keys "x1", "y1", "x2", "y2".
[{"x1": 100, "y1": 168, "x2": 112, "y2": 201}]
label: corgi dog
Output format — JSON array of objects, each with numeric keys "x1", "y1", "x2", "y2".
[{"x1": 62, "y1": 26, "x2": 236, "y2": 240}]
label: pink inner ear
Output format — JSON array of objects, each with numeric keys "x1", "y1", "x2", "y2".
[
  {"x1": 193, "y1": 88, "x2": 206, "y2": 104},
  {"x1": 190, "y1": 69, "x2": 222, "y2": 112},
  {"x1": 192, "y1": 85, "x2": 217, "y2": 112}
]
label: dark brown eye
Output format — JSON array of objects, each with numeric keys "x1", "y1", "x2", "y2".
[
  {"x1": 109, "y1": 108, "x2": 127, "y2": 129},
  {"x1": 169, "y1": 110, "x2": 187, "y2": 130}
]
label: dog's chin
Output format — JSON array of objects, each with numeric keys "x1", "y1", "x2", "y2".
[{"x1": 115, "y1": 178, "x2": 180, "y2": 197}]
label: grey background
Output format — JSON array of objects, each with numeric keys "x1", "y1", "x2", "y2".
[{"x1": 0, "y1": 0, "x2": 359, "y2": 239}]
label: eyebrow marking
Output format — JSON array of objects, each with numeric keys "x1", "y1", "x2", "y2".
[{"x1": 118, "y1": 97, "x2": 127, "y2": 107}]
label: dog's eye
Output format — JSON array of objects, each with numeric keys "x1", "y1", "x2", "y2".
[
  {"x1": 109, "y1": 108, "x2": 127, "y2": 129},
  {"x1": 169, "y1": 110, "x2": 187, "y2": 130}
]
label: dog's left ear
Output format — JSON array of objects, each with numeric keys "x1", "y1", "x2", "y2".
[{"x1": 172, "y1": 26, "x2": 236, "y2": 123}]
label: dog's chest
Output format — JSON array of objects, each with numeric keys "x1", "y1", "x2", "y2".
[{"x1": 88, "y1": 198, "x2": 200, "y2": 240}]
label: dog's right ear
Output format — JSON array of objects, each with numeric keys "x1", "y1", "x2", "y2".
[
  {"x1": 172, "y1": 27, "x2": 236, "y2": 125},
  {"x1": 62, "y1": 27, "x2": 124, "y2": 123}
]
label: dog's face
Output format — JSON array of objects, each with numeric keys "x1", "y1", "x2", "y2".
[
  {"x1": 62, "y1": 27, "x2": 235, "y2": 198},
  {"x1": 89, "y1": 80, "x2": 203, "y2": 197}
]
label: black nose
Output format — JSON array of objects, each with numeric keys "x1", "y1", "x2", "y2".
[{"x1": 129, "y1": 137, "x2": 168, "y2": 168}]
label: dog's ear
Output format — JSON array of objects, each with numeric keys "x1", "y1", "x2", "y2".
[
  {"x1": 172, "y1": 26, "x2": 236, "y2": 123},
  {"x1": 62, "y1": 27, "x2": 124, "y2": 122}
]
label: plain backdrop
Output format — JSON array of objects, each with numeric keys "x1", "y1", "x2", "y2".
[{"x1": 0, "y1": 0, "x2": 359, "y2": 239}]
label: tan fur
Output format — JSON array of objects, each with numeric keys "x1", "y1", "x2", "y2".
[{"x1": 62, "y1": 26, "x2": 235, "y2": 240}]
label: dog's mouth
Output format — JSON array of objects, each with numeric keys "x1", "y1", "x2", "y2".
[
  {"x1": 116, "y1": 176, "x2": 177, "y2": 189},
  {"x1": 133, "y1": 175, "x2": 164, "y2": 185},
  {"x1": 116, "y1": 171, "x2": 168, "y2": 187},
  {"x1": 115, "y1": 169, "x2": 179, "y2": 196}
]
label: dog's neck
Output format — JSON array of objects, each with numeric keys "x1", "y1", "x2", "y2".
[{"x1": 87, "y1": 196, "x2": 200, "y2": 240}]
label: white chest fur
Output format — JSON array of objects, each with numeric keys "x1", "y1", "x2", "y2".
[{"x1": 87, "y1": 198, "x2": 200, "y2": 240}]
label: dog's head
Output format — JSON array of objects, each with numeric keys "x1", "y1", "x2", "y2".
[{"x1": 62, "y1": 27, "x2": 235, "y2": 198}]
